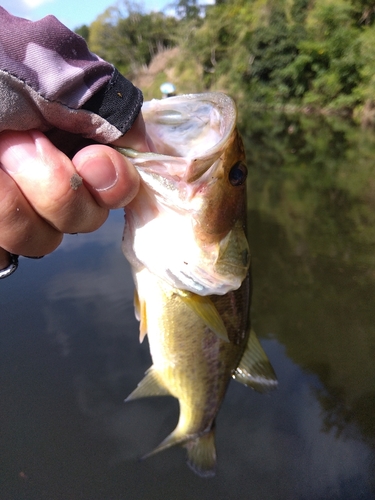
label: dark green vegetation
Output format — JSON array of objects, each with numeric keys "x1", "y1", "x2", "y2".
[
  {"x1": 77, "y1": 2, "x2": 178, "y2": 78},
  {"x1": 76, "y1": 0, "x2": 375, "y2": 125}
]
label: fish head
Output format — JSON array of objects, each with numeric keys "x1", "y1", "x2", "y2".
[
  {"x1": 188, "y1": 126, "x2": 249, "y2": 286},
  {"x1": 119, "y1": 93, "x2": 250, "y2": 296}
]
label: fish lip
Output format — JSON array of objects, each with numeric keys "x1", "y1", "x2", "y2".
[{"x1": 118, "y1": 149, "x2": 223, "y2": 191}]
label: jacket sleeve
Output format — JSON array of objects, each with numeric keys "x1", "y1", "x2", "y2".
[{"x1": 0, "y1": 7, "x2": 143, "y2": 150}]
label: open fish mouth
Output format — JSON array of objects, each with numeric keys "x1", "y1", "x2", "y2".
[
  {"x1": 117, "y1": 93, "x2": 238, "y2": 203},
  {"x1": 140, "y1": 92, "x2": 236, "y2": 160},
  {"x1": 118, "y1": 92, "x2": 249, "y2": 296}
]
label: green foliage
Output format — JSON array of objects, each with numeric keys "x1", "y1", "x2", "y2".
[
  {"x1": 88, "y1": 1, "x2": 178, "y2": 77},
  {"x1": 175, "y1": 0, "x2": 201, "y2": 20},
  {"x1": 74, "y1": 24, "x2": 90, "y2": 41},
  {"x1": 350, "y1": 0, "x2": 375, "y2": 25},
  {"x1": 246, "y1": 4, "x2": 301, "y2": 101},
  {"x1": 296, "y1": 1, "x2": 363, "y2": 109},
  {"x1": 83, "y1": 0, "x2": 375, "y2": 122},
  {"x1": 175, "y1": 3, "x2": 239, "y2": 89}
]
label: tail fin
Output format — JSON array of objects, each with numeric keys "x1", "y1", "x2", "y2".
[{"x1": 184, "y1": 427, "x2": 216, "y2": 478}]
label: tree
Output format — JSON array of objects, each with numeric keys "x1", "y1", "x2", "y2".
[
  {"x1": 246, "y1": 4, "x2": 301, "y2": 101},
  {"x1": 75, "y1": 24, "x2": 90, "y2": 41},
  {"x1": 350, "y1": 0, "x2": 375, "y2": 24},
  {"x1": 175, "y1": 0, "x2": 201, "y2": 20},
  {"x1": 88, "y1": 4, "x2": 178, "y2": 77},
  {"x1": 297, "y1": 1, "x2": 362, "y2": 109}
]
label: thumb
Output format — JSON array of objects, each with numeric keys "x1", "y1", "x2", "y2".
[{"x1": 73, "y1": 145, "x2": 140, "y2": 209}]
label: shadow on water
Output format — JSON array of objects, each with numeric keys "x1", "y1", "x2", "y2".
[{"x1": 1, "y1": 111, "x2": 375, "y2": 499}]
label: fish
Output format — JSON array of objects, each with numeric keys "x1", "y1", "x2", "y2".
[
  {"x1": 119, "y1": 93, "x2": 250, "y2": 297},
  {"x1": 127, "y1": 269, "x2": 277, "y2": 477},
  {"x1": 116, "y1": 93, "x2": 277, "y2": 476}
]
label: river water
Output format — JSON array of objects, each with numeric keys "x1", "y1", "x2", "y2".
[{"x1": 1, "y1": 112, "x2": 375, "y2": 499}]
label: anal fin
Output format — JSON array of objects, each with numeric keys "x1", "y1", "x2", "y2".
[
  {"x1": 142, "y1": 429, "x2": 187, "y2": 460},
  {"x1": 125, "y1": 368, "x2": 170, "y2": 402},
  {"x1": 233, "y1": 329, "x2": 278, "y2": 392},
  {"x1": 142, "y1": 426, "x2": 217, "y2": 479}
]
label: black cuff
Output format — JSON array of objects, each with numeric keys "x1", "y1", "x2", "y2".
[{"x1": 82, "y1": 68, "x2": 143, "y2": 135}]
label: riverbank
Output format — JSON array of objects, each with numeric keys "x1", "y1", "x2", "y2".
[{"x1": 132, "y1": 48, "x2": 375, "y2": 128}]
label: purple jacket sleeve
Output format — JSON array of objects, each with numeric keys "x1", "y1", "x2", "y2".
[{"x1": 0, "y1": 7, "x2": 143, "y2": 152}]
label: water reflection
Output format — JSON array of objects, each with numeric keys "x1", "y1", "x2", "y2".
[
  {"x1": 243, "y1": 110, "x2": 375, "y2": 470},
  {"x1": 1, "y1": 113, "x2": 375, "y2": 499}
]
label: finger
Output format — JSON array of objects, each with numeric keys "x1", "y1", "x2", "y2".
[
  {"x1": 72, "y1": 144, "x2": 140, "y2": 209},
  {"x1": 0, "y1": 130, "x2": 109, "y2": 234},
  {"x1": 111, "y1": 114, "x2": 155, "y2": 152},
  {"x1": 0, "y1": 247, "x2": 10, "y2": 270},
  {"x1": 0, "y1": 167, "x2": 63, "y2": 257}
]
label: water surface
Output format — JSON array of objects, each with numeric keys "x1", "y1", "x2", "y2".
[{"x1": 1, "y1": 113, "x2": 375, "y2": 499}]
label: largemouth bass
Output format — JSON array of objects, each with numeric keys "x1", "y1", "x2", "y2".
[
  {"x1": 120, "y1": 93, "x2": 250, "y2": 296},
  {"x1": 117, "y1": 93, "x2": 277, "y2": 476}
]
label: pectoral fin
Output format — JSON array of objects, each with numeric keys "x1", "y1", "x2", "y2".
[
  {"x1": 178, "y1": 292, "x2": 229, "y2": 342},
  {"x1": 133, "y1": 289, "x2": 141, "y2": 321},
  {"x1": 134, "y1": 289, "x2": 147, "y2": 343},
  {"x1": 125, "y1": 368, "x2": 170, "y2": 402},
  {"x1": 233, "y1": 329, "x2": 278, "y2": 392}
]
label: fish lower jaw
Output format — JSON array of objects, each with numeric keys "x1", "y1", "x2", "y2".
[
  {"x1": 165, "y1": 268, "x2": 243, "y2": 296},
  {"x1": 125, "y1": 208, "x2": 247, "y2": 295}
]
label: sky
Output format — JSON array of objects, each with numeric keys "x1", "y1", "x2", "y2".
[{"x1": 1, "y1": 0, "x2": 173, "y2": 31}]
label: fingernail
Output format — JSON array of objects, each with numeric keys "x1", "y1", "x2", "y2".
[
  {"x1": 76, "y1": 155, "x2": 118, "y2": 191},
  {"x1": 0, "y1": 132, "x2": 37, "y2": 174}
]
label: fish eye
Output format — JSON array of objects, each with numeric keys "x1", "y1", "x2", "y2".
[{"x1": 229, "y1": 161, "x2": 248, "y2": 186}]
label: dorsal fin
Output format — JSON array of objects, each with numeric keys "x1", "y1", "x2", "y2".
[
  {"x1": 178, "y1": 292, "x2": 229, "y2": 342},
  {"x1": 125, "y1": 368, "x2": 170, "y2": 402},
  {"x1": 233, "y1": 329, "x2": 278, "y2": 392}
]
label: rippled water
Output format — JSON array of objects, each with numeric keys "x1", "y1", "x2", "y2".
[{"x1": 1, "y1": 113, "x2": 375, "y2": 499}]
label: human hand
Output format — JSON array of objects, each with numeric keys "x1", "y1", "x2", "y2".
[{"x1": 0, "y1": 114, "x2": 150, "y2": 273}]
